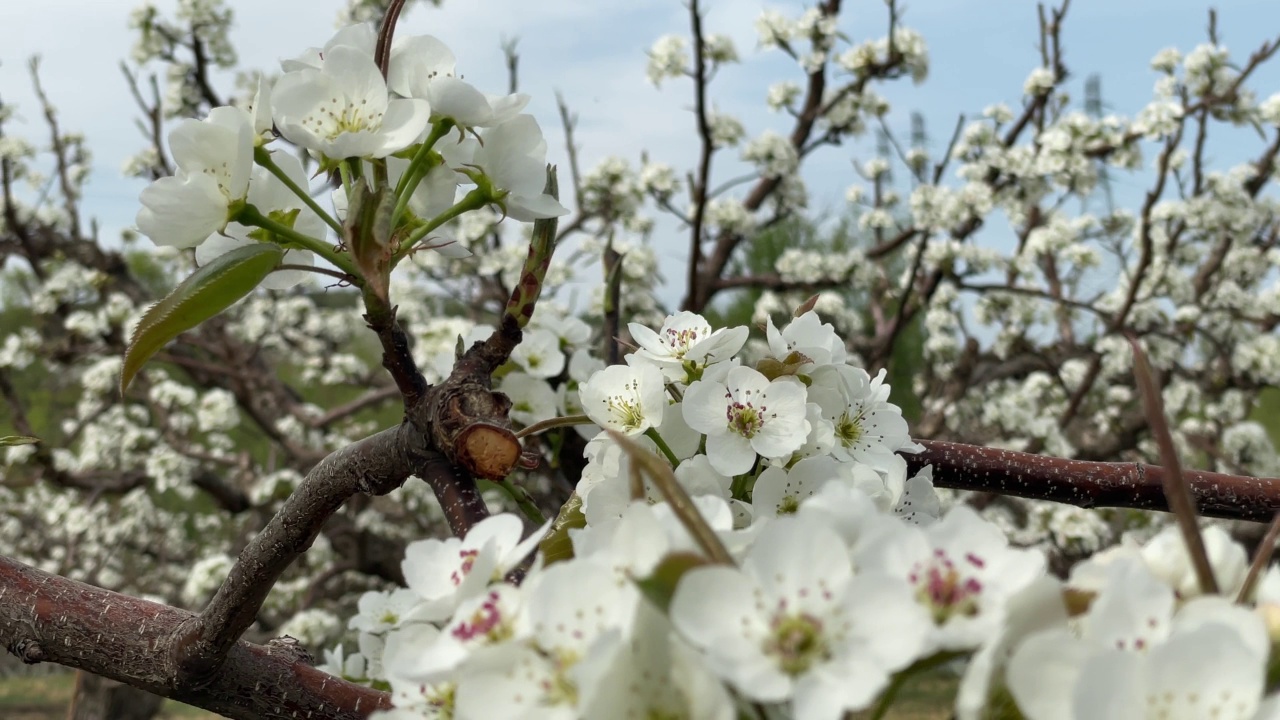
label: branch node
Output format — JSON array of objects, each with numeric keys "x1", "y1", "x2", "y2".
[
  {"x1": 266, "y1": 636, "x2": 315, "y2": 665},
  {"x1": 11, "y1": 638, "x2": 46, "y2": 664}
]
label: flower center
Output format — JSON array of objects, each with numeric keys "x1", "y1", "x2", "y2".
[
  {"x1": 835, "y1": 409, "x2": 864, "y2": 448},
  {"x1": 661, "y1": 327, "x2": 707, "y2": 357},
  {"x1": 725, "y1": 387, "x2": 767, "y2": 438},
  {"x1": 450, "y1": 548, "x2": 479, "y2": 586},
  {"x1": 426, "y1": 683, "x2": 455, "y2": 712},
  {"x1": 606, "y1": 395, "x2": 645, "y2": 431},
  {"x1": 764, "y1": 613, "x2": 830, "y2": 675},
  {"x1": 452, "y1": 590, "x2": 512, "y2": 643},
  {"x1": 909, "y1": 549, "x2": 985, "y2": 624},
  {"x1": 330, "y1": 103, "x2": 384, "y2": 138},
  {"x1": 778, "y1": 494, "x2": 801, "y2": 515},
  {"x1": 540, "y1": 650, "x2": 582, "y2": 706}
]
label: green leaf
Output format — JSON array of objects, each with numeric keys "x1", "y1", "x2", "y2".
[
  {"x1": 539, "y1": 492, "x2": 586, "y2": 566},
  {"x1": 246, "y1": 208, "x2": 301, "y2": 243},
  {"x1": 756, "y1": 350, "x2": 813, "y2": 381},
  {"x1": 634, "y1": 552, "x2": 710, "y2": 612},
  {"x1": 121, "y1": 243, "x2": 284, "y2": 395},
  {"x1": 0, "y1": 435, "x2": 39, "y2": 446}
]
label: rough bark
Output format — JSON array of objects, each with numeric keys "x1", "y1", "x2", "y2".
[{"x1": 0, "y1": 555, "x2": 391, "y2": 720}]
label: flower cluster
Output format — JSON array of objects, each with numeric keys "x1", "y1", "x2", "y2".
[
  {"x1": 133, "y1": 23, "x2": 566, "y2": 289},
  {"x1": 319, "y1": 311, "x2": 981, "y2": 718},
  {"x1": 323, "y1": 310, "x2": 1280, "y2": 720}
]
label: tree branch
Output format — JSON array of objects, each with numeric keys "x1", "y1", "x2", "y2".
[
  {"x1": 911, "y1": 439, "x2": 1280, "y2": 523},
  {"x1": 0, "y1": 555, "x2": 390, "y2": 720},
  {"x1": 169, "y1": 426, "x2": 418, "y2": 686}
]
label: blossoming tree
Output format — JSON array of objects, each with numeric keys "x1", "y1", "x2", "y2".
[{"x1": 2, "y1": 0, "x2": 1280, "y2": 718}]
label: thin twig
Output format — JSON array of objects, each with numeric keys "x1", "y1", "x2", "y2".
[
  {"x1": 1129, "y1": 336, "x2": 1217, "y2": 594},
  {"x1": 514, "y1": 414, "x2": 592, "y2": 439},
  {"x1": 607, "y1": 429, "x2": 735, "y2": 565},
  {"x1": 308, "y1": 384, "x2": 400, "y2": 428},
  {"x1": 1238, "y1": 512, "x2": 1280, "y2": 603}
]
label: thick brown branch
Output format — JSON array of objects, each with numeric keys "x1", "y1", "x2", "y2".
[
  {"x1": 414, "y1": 314, "x2": 522, "y2": 487},
  {"x1": 170, "y1": 426, "x2": 417, "y2": 687},
  {"x1": 0, "y1": 555, "x2": 390, "y2": 720}
]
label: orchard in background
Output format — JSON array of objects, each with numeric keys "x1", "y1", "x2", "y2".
[{"x1": 1, "y1": 0, "x2": 1280, "y2": 718}]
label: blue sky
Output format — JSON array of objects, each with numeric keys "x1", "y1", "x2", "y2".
[{"x1": 1, "y1": 0, "x2": 1277, "y2": 304}]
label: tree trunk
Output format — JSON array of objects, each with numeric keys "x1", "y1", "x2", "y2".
[{"x1": 66, "y1": 671, "x2": 165, "y2": 720}]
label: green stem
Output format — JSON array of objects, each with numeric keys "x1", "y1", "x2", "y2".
[
  {"x1": 253, "y1": 147, "x2": 342, "y2": 236},
  {"x1": 645, "y1": 428, "x2": 680, "y2": 468},
  {"x1": 393, "y1": 188, "x2": 490, "y2": 262},
  {"x1": 392, "y1": 120, "x2": 454, "y2": 226},
  {"x1": 391, "y1": 162, "x2": 428, "y2": 227},
  {"x1": 868, "y1": 651, "x2": 965, "y2": 720},
  {"x1": 492, "y1": 477, "x2": 546, "y2": 525},
  {"x1": 346, "y1": 158, "x2": 363, "y2": 184},
  {"x1": 338, "y1": 159, "x2": 357, "y2": 196},
  {"x1": 502, "y1": 167, "x2": 560, "y2": 331},
  {"x1": 237, "y1": 205, "x2": 361, "y2": 281},
  {"x1": 730, "y1": 460, "x2": 762, "y2": 501},
  {"x1": 371, "y1": 158, "x2": 390, "y2": 194}
]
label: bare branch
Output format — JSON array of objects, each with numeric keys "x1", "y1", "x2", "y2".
[
  {"x1": 28, "y1": 58, "x2": 82, "y2": 238},
  {"x1": 170, "y1": 426, "x2": 416, "y2": 686},
  {"x1": 309, "y1": 384, "x2": 400, "y2": 429},
  {"x1": 911, "y1": 439, "x2": 1280, "y2": 523},
  {"x1": 0, "y1": 555, "x2": 391, "y2": 720}
]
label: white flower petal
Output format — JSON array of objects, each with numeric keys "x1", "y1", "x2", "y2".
[{"x1": 136, "y1": 174, "x2": 230, "y2": 248}]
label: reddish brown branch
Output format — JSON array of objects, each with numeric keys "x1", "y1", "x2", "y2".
[
  {"x1": 373, "y1": 0, "x2": 407, "y2": 78},
  {"x1": 685, "y1": 0, "x2": 715, "y2": 312},
  {"x1": 0, "y1": 555, "x2": 390, "y2": 720},
  {"x1": 910, "y1": 439, "x2": 1280, "y2": 523}
]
